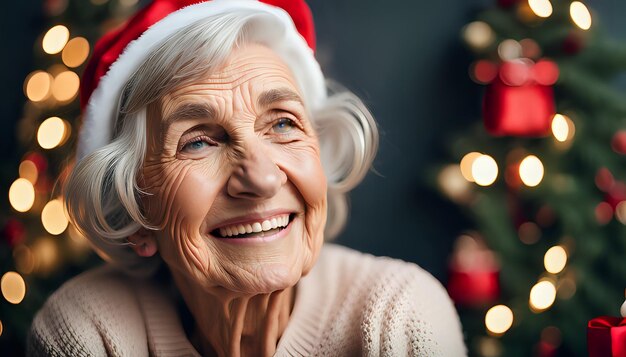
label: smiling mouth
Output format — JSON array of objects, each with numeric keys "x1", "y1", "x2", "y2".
[{"x1": 211, "y1": 213, "x2": 295, "y2": 239}]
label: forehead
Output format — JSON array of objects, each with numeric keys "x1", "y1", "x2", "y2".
[{"x1": 160, "y1": 44, "x2": 301, "y2": 108}]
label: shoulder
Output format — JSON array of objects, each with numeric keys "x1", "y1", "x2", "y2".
[
  {"x1": 28, "y1": 265, "x2": 149, "y2": 357},
  {"x1": 311, "y1": 244, "x2": 467, "y2": 356}
]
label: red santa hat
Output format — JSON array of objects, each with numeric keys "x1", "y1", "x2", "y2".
[{"x1": 77, "y1": 0, "x2": 325, "y2": 161}]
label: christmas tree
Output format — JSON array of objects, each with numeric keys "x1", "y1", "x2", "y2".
[
  {"x1": 0, "y1": 0, "x2": 140, "y2": 355},
  {"x1": 437, "y1": 0, "x2": 626, "y2": 356}
]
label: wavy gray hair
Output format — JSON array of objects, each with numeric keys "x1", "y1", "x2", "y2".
[{"x1": 65, "y1": 10, "x2": 378, "y2": 276}]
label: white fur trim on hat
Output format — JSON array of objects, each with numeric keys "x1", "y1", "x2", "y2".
[{"x1": 77, "y1": 0, "x2": 326, "y2": 162}]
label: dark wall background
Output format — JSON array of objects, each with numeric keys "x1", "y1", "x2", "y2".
[{"x1": 2, "y1": 0, "x2": 626, "y2": 283}]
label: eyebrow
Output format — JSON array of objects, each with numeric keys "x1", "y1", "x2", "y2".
[
  {"x1": 161, "y1": 102, "x2": 217, "y2": 133},
  {"x1": 257, "y1": 88, "x2": 304, "y2": 108}
]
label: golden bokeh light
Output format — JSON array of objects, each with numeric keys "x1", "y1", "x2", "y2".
[
  {"x1": 528, "y1": 0, "x2": 553, "y2": 18},
  {"x1": 19, "y1": 160, "x2": 38, "y2": 184},
  {"x1": 41, "y1": 199, "x2": 69, "y2": 235},
  {"x1": 530, "y1": 280, "x2": 557, "y2": 311},
  {"x1": 51, "y1": 71, "x2": 80, "y2": 102},
  {"x1": 25, "y1": 71, "x2": 53, "y2": 102},
  {"x1": 570, "y1": 1, "x2": 591, "y2": 30},
  {"x1": 551, "y1": 114, "x2": 575, "y2": 142},
  {"x1": 13, "y1": 245, "x2": 35, "y2": 275},
  {"x1": 1, "y1": 271, "x2": 26, "y2": 304},
  {"x1": 9, "y1": 178, "x2": 35, "y2": 212},
  {"x1": 472, "y1": 154, "x2": 498, "y2": 186},
  {"x1": 62, "y1": 37, "x2": 90, "y2": 68},
  {"x1": 438, "y1": 165, "x2": 472, "y2": 203},
  {"x1": 544, "y1": 246, "x2": 567, "y2": 274},
  {"x1": 42, "y1": 25, "x2": 70, "y2": 54},
  {"x1": 485, "y1": 305, "x2": 514, "y2": 334},
  {"x1": 519, "y1": 155, "x2": 544, "y2": 187},
  {"x1": 33, "y1": 237, "x2": 60, "y2": 275},
  {"x1": 37, "y1": 117, "x2": 68, "y2": 149},
  {"x1": 460, "y1": 152, "x2": 482, "y2": 182},
  {"x1": 0, "y1": 320, "x2": 2, "y2": 337},
  {"x1": 463, "y1": 21, "x2": 495, "y2": 51}
]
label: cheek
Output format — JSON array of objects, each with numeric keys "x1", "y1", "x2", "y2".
[{"x1": 143, "y1": 161, "x2": 222, "y2": 231}]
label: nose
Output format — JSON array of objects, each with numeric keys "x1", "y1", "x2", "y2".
[{"x1": 227, "y1": 148, "x2": 286, "y2": 200}]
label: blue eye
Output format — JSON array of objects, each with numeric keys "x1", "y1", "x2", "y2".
[
  {"x1": 182, "y1": 138, "x2": 210, "y2": 152},
  {"x1": 273, "y1": 118, "x2": 295, "y2": 134}
]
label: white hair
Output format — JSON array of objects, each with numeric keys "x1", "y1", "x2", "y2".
[{"x1": 65, "y1": 10, "x2": 378, "y2": 276}]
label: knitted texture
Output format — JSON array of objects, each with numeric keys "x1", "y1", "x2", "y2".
[{"x1": 28, "y1": 244, "x2": 466, "y2": 356}]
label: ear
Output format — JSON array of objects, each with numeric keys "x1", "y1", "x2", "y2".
[{"x1": 128, "y1": 227, "x2": 158, "y2": 257}]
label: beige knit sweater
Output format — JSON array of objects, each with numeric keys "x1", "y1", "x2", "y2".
[{"x1": 28, "y1": 244, "x2": 466, "y2": 356}]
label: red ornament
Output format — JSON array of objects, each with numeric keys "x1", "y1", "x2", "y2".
[
  {"x1": 611, "y1": 131, "x2": 626, "y2": 155},
  {"x1": 2, "y1": 218, "x2": 25, "y2": 247},
  {"x1": 447, "y1": 235, "x2": 500, "y2": 307},
  {"x1": 482, "y1": 59, "x2": 558, "y2": 136},
  {"x1": 587, "y1": 316, "x2": 626, "y2": 357}
]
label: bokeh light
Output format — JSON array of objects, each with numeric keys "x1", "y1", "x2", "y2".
[
  {"x1": 19, "y1": 160, "x2": 39, "y2": 184},
  {"x1": 62, "y1": 37, "x2": 90, "y2": 68},
  {"x1": 1, "y1": 271, "x2": 26, "y2": 304},
  {"x1": 557, "y1": 274, "x2": 577, "y2": 300},
  {"x1": 615, "y1": 201, "x2": 626, "y2": 224},
  {"x1": 530, "y1": 280, "x2": 557, "y2": 311},
  {"x1": 463, "y1": 21, "x2": 495, "y2": 50},
  {"x1": 570, "y1": 1, "x2": 591, "y2": 30},
  {"x1": 37, "y1": 117, "x2": 68, "y2": 149},
  {"x1": 471, "y1": 60, "x2": 498, "y2": 84},
  {"x1": 519, "y1": 155, "x2": 544, "y2": 187},
  {"x1": 438, "y1": 165, "x2": 472, "y2": 203},
  {"x1": 13, "y1": 245, "x2": 35, "y2": 275},
  {"x1": 518, "y1": 221, "x2": 541, "y2": 245},
  {"x1": 596, "y1": 202, "x2": 614, "y2": 225},
  {"x1": 460, "y1": 152, "x2": 482, "y2": 182},
  {"x1": 33, "y1": 237, "x2": 60, "y2": 275},
  {"x1": 51, "y1": 71, "x2": 80, "y2": 102},
  {"x1": 544, "y1": 246, "x2": 567, "y2": 274},
  {"x1": 42, "y1": 25, "x2": 70, "y2": 54},
  {"x1": 41, "y1": 199, "x2": 69, "y2": 235},
  {"x1": 472, "y1": 155, "x2": 498, "y2": 186},
  {"x1": 551, "y1": 114, "x2": 575, "y2": 142},
  {"x1": 9, "y1": 178, "x2": 35, "y2": 212},
  {"x1": 528, "y1": 0, "x2": 553, "y2": 18},
  {"x1": 498, "y1": 39, "x2": 522, "y2": 61},
  {"x1": 0, "y1": 320, "x2": 2, "y2": 337},
  {"x1": 477, "y1": 337, "x2": 502, "y2": 357},
  {"x1": 485, "y1": 305, "x2": 514, "y2": 334},
  {"x1": 24, "y1": 71, "x2": 53, "y2": 102}
]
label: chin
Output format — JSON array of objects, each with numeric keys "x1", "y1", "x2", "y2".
[{"x1": 240, "y1": 262, "x2": 302, "y2": 294}]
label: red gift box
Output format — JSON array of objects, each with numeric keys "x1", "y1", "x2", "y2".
[{"x1": 587, "y1": 316, "x2": 626, "y2": 357}]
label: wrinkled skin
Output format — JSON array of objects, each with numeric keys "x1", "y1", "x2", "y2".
[{"x1": 129, "y1": 44, "x2": 327, "y2": 356}]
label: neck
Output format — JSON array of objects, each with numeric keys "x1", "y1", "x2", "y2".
[{"x1": 171, "y1": 272, "x2": 294, "y2": 357}]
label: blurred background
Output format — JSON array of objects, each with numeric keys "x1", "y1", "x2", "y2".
[{"x1": 1, "y1": 0, "x2": 626, "y2": 356}]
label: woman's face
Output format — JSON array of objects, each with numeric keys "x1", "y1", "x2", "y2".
[{"x1": 140, "y1": 44, "x2": 327, "y2": 294}]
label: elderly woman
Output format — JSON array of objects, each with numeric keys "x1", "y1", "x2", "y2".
[{"x1": 28, "y1": 0, "x2": 465, "y2": 356}]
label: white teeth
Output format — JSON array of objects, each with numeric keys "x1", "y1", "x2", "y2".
[{"x1": 216, "y1": 214, "x2": 291, "y2": 237}]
